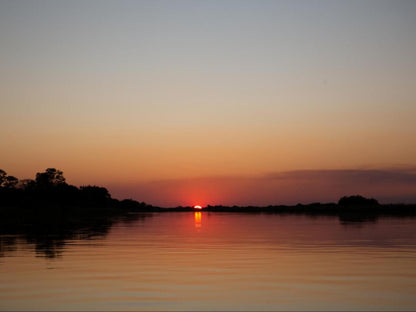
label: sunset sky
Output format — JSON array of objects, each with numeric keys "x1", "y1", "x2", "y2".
[{"x1": 1, "y1": 0, "x2": 416, "y2": 206}]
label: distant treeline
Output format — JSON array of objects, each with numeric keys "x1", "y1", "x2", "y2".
[
  {"x1": 1, "y1": 168, "x2": 415, "y2": 216},
  {"x1": 0, "y1": 168, "x2": 152, "y2": 212}
]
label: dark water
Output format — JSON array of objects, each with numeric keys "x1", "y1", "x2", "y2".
[{"x1": 1, "y1": 212, "x2": 416, "y2": 311}]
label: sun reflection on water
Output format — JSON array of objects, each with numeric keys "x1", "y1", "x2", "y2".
[{"x1": 194, "y1": 211, "x2": 202, "y2": 230}]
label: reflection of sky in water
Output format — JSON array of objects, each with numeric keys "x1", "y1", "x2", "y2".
[{"x1": 1, "y1": 213, "x2": 416, "y2": 310}]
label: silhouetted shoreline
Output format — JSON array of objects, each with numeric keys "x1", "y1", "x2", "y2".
[
  {"x1": 1, "y1": 168, "x2": 416, "y2": 217},
  {"x1": 158, "y1": 203, "x2": 416, "y2": 214},
  {"x1": 2, "y1": 168, "x2": 416, "y2": 258}
]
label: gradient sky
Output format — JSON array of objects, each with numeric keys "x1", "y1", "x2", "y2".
[{"x1": 1, "y1": 0, "x2": 416, "y2": 206}]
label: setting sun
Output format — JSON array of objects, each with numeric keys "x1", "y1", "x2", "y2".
[{"x1": 194, "y1": 205, "x2": 202, "y2": 209}]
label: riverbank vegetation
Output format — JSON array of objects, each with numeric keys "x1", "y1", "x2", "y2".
[{"x1": 1, "y1": 168, "x2": 415, "y2": 217}]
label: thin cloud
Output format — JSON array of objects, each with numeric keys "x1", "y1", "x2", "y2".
[{"x1": 266, "y1": 168, "x2": 416, "y2": 184}]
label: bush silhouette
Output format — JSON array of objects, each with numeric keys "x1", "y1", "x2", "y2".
[{"x1": 338, "y1": 195, "x2": 379, "y2": 206}]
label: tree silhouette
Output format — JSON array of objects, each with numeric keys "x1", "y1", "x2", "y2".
[
  {"x1": 35, "y1": 168, "x2": 66, "y2": 188},
  {"x1": 0, "y1": 170, "x2": 18, "y2": 189},
  {"x1": 79, "y1": 185, "x2": 112, "y2": 207},
  {"x1": 80, "y1": 186, "x2": 111, "y2": 199},
  {"x1": 0, "y1": 168, "x2": 154, "y2": 212},
  {"x1": 0, "y1": 170, "x2": 6, "y2": 185},
  {"x1": 18, "y1": 179, "x2": 36, "y2": 190},
  {"x1": 338, "y1": 195, "x2": 379, "y2": 206},
  {"x1": 3, "y1": 176, "x2": 18, "y2": 188}
]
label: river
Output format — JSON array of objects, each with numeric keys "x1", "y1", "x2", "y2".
[{"x1": 1, "y1": 212, "x2": 416, "y2": 310}]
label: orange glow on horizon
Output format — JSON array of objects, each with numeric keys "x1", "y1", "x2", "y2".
[{"x1": 194, "y1": 205, "x2": 202, "y2": 209}]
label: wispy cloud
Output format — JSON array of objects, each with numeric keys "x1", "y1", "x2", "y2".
[{"x1": 266, "y1": 168, "x2": 416, "y2": 184}]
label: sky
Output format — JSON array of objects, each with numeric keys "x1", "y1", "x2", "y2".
[{"x1": 1, "y1": 0, "x2": 416, "y2": 206}]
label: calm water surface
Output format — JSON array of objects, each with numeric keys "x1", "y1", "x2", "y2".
[{"x1": 1, "y1": 212, "x2": 416, "y2": 310}]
